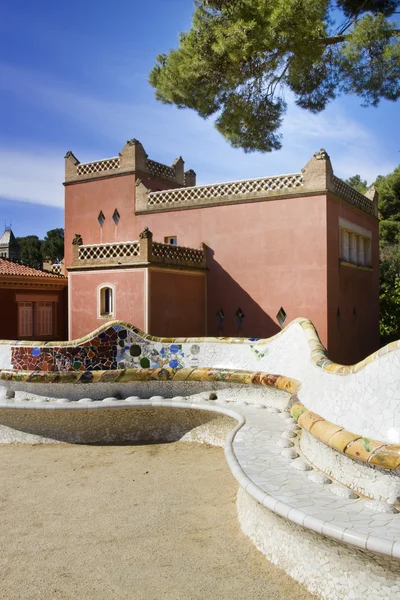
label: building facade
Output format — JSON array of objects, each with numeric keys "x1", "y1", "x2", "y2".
[
  {"x1": 0, "y1": 258, "x2": 68, "y2": 341},
  {"x1": 64, "y1": 140, "x2": 379, "y2": 364},
  {"x1": 0, "y1": 228, "x2": 21, "y2": 261}
]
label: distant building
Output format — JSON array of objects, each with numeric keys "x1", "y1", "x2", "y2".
[
  {"x1": 0, "y1": 228, "x2": 20, "y2": 262},
  {"x1": 64, "y1": 139, "x2": 379, "y2": 364},
  {"x1": 0, "y1": 258, "x2": 68, "y2": 340}
]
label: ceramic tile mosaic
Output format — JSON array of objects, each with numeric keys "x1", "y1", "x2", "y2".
[
  {"x1": 238, "y1": 488, "x2": 400, "y2": 600},
  {"x1": 5, "y1": 316, "x2": 400, "y2": 462},
  {"x1": 11, "y1": 326, "x2": 120, "y2": 371}
]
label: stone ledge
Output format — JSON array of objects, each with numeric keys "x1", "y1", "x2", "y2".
[{"x1": 340, "y1": 260, "x2": 373, "y2": 272}]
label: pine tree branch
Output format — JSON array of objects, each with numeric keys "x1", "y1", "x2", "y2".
[{"x1": 323, "y1": 29, "x2": 400, "y2": 45}]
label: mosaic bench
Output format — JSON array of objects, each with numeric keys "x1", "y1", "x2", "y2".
[{"x1": 2, "y1": 319, "x2": 400, "y2": 600}]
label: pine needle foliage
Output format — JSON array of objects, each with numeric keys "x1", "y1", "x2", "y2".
[{"x1": 150, "y1": 0, "x2": 400, "y2": 152}]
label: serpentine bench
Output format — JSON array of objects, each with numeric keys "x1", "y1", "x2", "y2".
[{"x1": 1, "y1": 318, "x2": 400, "y2": 600}]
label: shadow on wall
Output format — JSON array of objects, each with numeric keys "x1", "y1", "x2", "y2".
[{"x1": 205, "y1": 246, "x2": 280, "y2": 338}]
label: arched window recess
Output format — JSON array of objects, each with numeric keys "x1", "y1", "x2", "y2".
[{"x1": 98, "y1": 284, "x2": 115, "y2": 318}]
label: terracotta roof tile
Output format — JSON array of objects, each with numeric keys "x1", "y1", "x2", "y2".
[{"x1": 0, "y1": 258, "x2": 67, "y2": 279}]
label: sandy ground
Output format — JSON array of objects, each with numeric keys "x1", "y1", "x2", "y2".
[{"x1": 0, "y1": 442, "x2": 316, "y2": 600}]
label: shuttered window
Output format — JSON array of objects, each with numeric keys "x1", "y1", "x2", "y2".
[
  {"x1": 18, "y1": 303, "x2": 33, "y2": 337},
  {"x1": 340, "y1": 227, "x2": 372, "y2": 267},
  {"x1": 36, "y1": 303, "x2": 53, "y2": 336},
  {"x1": 17, "y1": 302, "x2": 54, "y2": 338},
  {"x1": 349, "y1": 234, "x2": 357, "y2": 264},
  {"x1": 357, "y1": 236, "x2": 365, "y2": 266},
  {"x1": 340, "y1": 230, "x2": 349, "y2": 262}
]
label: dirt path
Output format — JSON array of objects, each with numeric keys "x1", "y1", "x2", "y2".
[{"x1": 0, "y1": 442, "x2": 315, "y2": 600}]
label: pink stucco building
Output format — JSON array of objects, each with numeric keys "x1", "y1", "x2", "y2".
[{"x1": 64, "y1": 140, "x2": 379, "y2": 364}]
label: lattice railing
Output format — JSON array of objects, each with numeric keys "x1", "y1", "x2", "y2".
[
  {"x1": 332, "y1": 177, "x2": 376, "y2": 217},
  {"x1": 73, "y1": 238, "x2": 206, "y2": 269},
  {"x1": 147, "y1": 159, "x2": 176, "y2": 181},
  {"x1": 147, "y1": 173, "x2": 303, "y2": 206},
  {"x1": 152, "y1": 242, "x2": 206, "y2": 267},
  {"x1": 78, "y1": 242, "x2": 140, "y2": 262},
  {"x1": 77, "y1": 157, "x2": 120, "y2": 176},
  {"x1": 51, "y1": 264, "x2": 62, "y2": 275}
]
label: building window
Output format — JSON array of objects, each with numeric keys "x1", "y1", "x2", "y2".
[
  {"x1": 164, "y1": 236, "x2": 177, "y2": 245},
  {"x1": 357, "y1": 236, "x2": 364, "y2": 265},
  {"x1": 99, "y1": 285, "x2": 115, "y2": 317},
  {"x1": 216, "y1": 308, "x2": 224, "y2": 328},
  {"x1": 340, "y1": 227, "x2": 372, "y2": 267},
  {"x1": 112, "y1": 209, "x2": 120, "y2": 225},
  {"x1": 364, "y1": 238, "x2": 372, "y2": 266},
  {"x1": 235, "y1": 307, "x2": 245, "y2": 326},
  {"x1": 349, "y1": 233, "x2": 357, "y2": 263},
  {"x1": 98, "y1": 211, "x2": 105, "y2": 227},
  {"x1": 340, "y1": 230, "x2": 349, "y2": 262},
  {"x1": 18, "y1": 302, "x2": 54, "y2": 338},
  {"x1": 276, "y1": 307, "x2": 287, "y2": 328},
  {"x1": 18, "y1": 302, "x2": 33, "y2": 337},
  {"x1": 36, "y1": 303, "x2": 53, "y2": 336}
]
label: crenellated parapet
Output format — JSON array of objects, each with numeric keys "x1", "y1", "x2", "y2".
[
  {"x1": 64, "y1": 139, "x2": 196, "y2": 186},
  {"x1": 134, "y1": 149, "x2": 378, "y2": 217},
  {"x1": 65, "y1": 142, "x2": 377, "y2": 217}
]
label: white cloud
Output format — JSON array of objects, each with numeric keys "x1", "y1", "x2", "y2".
[
  {"x1": 282, "y1": 96, "x2": 370, "y2": 142},
  {"x1": 0, "y1": 62, "x2": 396, "y2": 205},
  {"x1": 330, "y1": 150, "x2": 396, "y2": 184},
  {"x1": 0, "y1": 148, "x2": 64, "y2": 208}
]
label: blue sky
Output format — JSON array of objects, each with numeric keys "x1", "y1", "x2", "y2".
[{"x1": 1, "y1": 0, "x2": 399, "y2": 238}]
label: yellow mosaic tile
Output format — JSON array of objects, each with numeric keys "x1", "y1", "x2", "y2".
[
  {"x1": 310, "y1": 420, "x2": 343, "y2": 445},
  {"x1": 290, "y1": 403, "x2": 307, "y2": 421},
  {"x1": 274, "y1": 376, "x2": 300, "y2": 394},
  {"x1": 186, "y1": 368, "x2": 209, "y2": 382},
  {"x1": 171, "y1": 368, "x2": 195, "y2": 381},
  {"x1": 328, "y1": 430, "x2": 361, "y2": 453},
  {"x1": 344, "y1": 438, "x2": 386, "y2": 462},
  {"x1": 121, "y1": 369, "x2": 153, "y2": 382},
  {"x1": 89, "y1": 371, "x2": 106, "y2": 384},
  {"x1": 298, "y1": 410, "x2": 325, "y2": 431},
  {"x1": 369, "y1": 445, "x2": 400, "y2": 470},
  {"x1": 224, "y1": 371, "x2": 253, "y2": 385}
]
